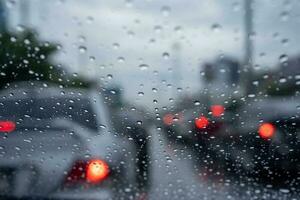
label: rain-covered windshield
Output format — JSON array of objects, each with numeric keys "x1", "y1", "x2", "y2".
[{"x1": 0, "y1": 0, "x2": 300, "y2": 199}]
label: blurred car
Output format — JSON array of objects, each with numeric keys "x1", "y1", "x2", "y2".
[
  {"x1": 0, "y1": 82, "x2": 141, "y2": 199},
  {"x1": 228, "y1": 97, "x2": 300, "y2": 177},
  {"x1": 161, "y1": 103, "x2": 234, "y2": 148}
]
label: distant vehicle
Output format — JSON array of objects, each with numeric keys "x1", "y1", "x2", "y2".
[
  {"x1": 161, "y1": 58, "x2": 242, "y2": 146},
  {"x1": 161, "y1": 103, "x2": 234, "y2": 151},
  {"x1": 228, "y1": 97, "x2": 300, "y2": 178},
  {"x1": 0, "y1": 83, "x2": 142, "y2": 199}
]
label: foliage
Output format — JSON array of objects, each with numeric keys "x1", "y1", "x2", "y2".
[{"x1": 0, "y1": 29, "x2": 95, "y2": 89}]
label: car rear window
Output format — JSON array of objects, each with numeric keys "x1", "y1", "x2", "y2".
[{"x1": 0, "y1": 97, "x2": 98, "y2": 131}]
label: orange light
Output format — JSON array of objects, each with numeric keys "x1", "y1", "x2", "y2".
[
  {"x1": 211, "y1": 105, "x2": 225, "y2": 117},
  {"x1": 258, "y1": 123, "x2": 275, "y2": 139},
  {"x1": 0, "y1": 121, "x2": 16, "y2": 132},
  {"x1": 163, "y1": 114, "x2": 174, "y2": 126},
  {"x1": 195, "y1": 116, "x2": 209, "y2": 129},
  {"x1": 86, "y1": 159, "x2": 109, "y2": 183}
]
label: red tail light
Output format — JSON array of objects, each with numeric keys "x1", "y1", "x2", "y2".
[
  {"x1": 86, "y1": 159, "x2": 110, "y2": 183},
  {"x1": 65, "y1": 159, "x2": 109, "y2": 185},
  {"x1": 211, "y1": 105, "x2": 225, "y2": 117},
  {"x1": 195, "y1": 116, "x2": 209, "y2": 129},
  {"x1": 163, "y1": 113, "x2": 174, "y2": 126},
  {"x1": 0, "y1": 121, "x2": 16, "y2": 133},
  {"x1": 258, "y1": 123, "x2": 275, "y2": 139}
]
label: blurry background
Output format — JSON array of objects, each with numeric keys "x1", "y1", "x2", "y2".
[{"x1": 2, "y1": 0, "x2": 300, "y2": 108}]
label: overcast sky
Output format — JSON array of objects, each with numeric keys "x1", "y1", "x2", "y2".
[{"x1": 5, "y1": 0, "x2": 300, "y2": 108}]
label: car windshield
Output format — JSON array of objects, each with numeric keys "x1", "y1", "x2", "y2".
[
  {"x1": 0, "y1": 0, "x2": 300, "y2": 199},
  {"x1": 0, "y1": 97, "x2": 98, "y2": 130}
]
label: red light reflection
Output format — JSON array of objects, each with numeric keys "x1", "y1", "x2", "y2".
[
  {"x1": 86, "y1": 159, "x2": 109, "y2": 183},
  {"x1": 211, "y1": 105, "x2": 225, "y2": 117},
  {"x1": 163, "y1": 114, "x2": 174, "y2": 126},
  {"x1": 0, "y1": 121, "x2": 16, "y2": 132},
  {"x1": 258, "y1": 123, "x2": 275, "y2": 139},
  {"x1": 195, "y1": 116, "x2": 209, "y2": 129}
]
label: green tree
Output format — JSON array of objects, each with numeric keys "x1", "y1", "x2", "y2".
[{"x1": 0, "y1": 30, "x2": 65, "y2": 88}]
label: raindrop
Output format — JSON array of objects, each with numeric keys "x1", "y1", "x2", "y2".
[
  {"x1": 194, "y1": 101, "x2": 200, "y2": 106},
  {"x1": 280, "y1": 11, "x2": 289, "y2": 21},
  {"x1": 89, "y1": 56, "x2": 95, "y2": 62},
  {"x1": 113, "y1": 43, "x2": 120, "y2": 49},
  {"x1": 79, "y1": 46, "x2": 87, "y2": 53},
  {"x1": 162, "y1": 52, "x2": 170, "y2": 60},
  {"x1": 281, "y1": 38, "x2": 289, "y2": 46},
  {"x1": 125, "y1": 0, "x2": 133, "y2": 7},
  {"x1": 6, "y1": 0, "x2": 16, "y2": 9},
  {"x1": 10, "y1": 36, "x2": 17, "y2": 42},
  {"x1": 107, "y1": 74, "x2": 113, "y2": 80},
  {"x1": 211, "y1": 23, "x2": 222, "y2": 33},
  {"x1": 279, "y1": 77, "x2": 287, "y2": 83},
  {"x1": 117, "y1": 57, "x2": 125, "y2": 63},
  {"x1": 161, "y1": 6, "x2": 171, "y2": 17},
  {"x1": 279, "y1": 189, "x2": 290, "y2": 193},
  {"x1": 138, "y1": 92, "x2": 144, "y2": 96},
  {"x1": 16, "y1": 25, "x2": 25, "y2": 32},
  {"x1": 174, "y1": 26, "x2": 182, "y2": 34},
  {"x1": 279, "y1": 54, "x2": 288, "y2": 63},
  {"x1": 154, "y1": 25, "x2": 162, "y2": 33},
  {"x1": 86, "y1": 16, "x2": 94, "y2": 24},
  {"x1": 72, "y1": 73, "x2": 78, "y2": 77},
  {"x1": 139, "y1": 64, "x2": 149, "y2": 71},
  {"x1": 232, "y1": 2, "x2": 240, "y2": 11}
]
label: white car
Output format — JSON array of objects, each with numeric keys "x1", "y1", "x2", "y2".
[{"x1": 0, "y1": 83, "x2": 140, "y2": 199}]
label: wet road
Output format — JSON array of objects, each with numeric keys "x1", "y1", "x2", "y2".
[{"x1": 147, "y1": 127, "x2": 299, "y2": 200}]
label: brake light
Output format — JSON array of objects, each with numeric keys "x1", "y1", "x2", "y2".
[
  {"x1": 195, "y1": 116, "x2": 209, "y2": 129},
  {"x1": 65, "y1": 159, "x2": 109, "y2": 185},
  {"x1": 0, "y1": 121, "x2": 16, "y2": 132},
  {"x1": 86, "y1": 159, "x2": 110, "y2": 183},
  {"x1": 258, "y1": 123, "x2": 275, "y2": 139},
  {"x1": 211, "y1": 105, "x2": 225, "y2": 117},
  {"x1": 163, "y1": 114, "x2": 174, "y2": 126}
]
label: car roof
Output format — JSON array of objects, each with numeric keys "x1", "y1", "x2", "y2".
[
  {"x1": 238, "y1": 96, "x2": 300, "y2": 132},
  {"x1": 0, "y1": 81, "x2": 96, "y2": 100}
]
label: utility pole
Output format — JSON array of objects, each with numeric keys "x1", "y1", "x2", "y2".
[
  {"x1": 172, "y1": 42, "x2": 182, "y2": 98},
  {"x1": 19, "y1": 0, "x2": 30, "y2": 27},
  {"x1": 0, "y1": 0, "x2": 7, "y2": 32},
  {"x1": 244, "y1": 0, "x2": 254, "y2": 94}
]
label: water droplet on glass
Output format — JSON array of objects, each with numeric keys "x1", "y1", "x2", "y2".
[
  {"x1": 280, "y1": 11, "x2": 289, "y2": 21},
  {"x1": 117, "y1": 57, "x2": 125, "y2": 63},
  {"x1": 113, "y1": 43, "x2": 120, "y2": 49},
  {"x1": 139, "y1": 64, "x2": 149, "y2": 71},
  {"x1": 138, "y1": 92, "x2": 144, "y2": 96},
  {"x1": 279, "y1": 78, "x2": 287, "y2": 83},
  {"x1": 79, "y1": 46, "x2": 87, "y2": 54},
  {"x1": 279, "y1": 54, "x2": 288, "y2": 63},
  {"x1": 194, "y1": 101, "x2": 200, "y2": 106},
  {"x1": 86, "y1": 16, "x2": 94, "y2": 24},
  {"x1": 107, "y1": 74, "x2": 113, "y2": 79},
  {"x1": 89, "y1": 56, "x2": 95, "y2": 62},
  {"x1": 161, "y1": 6, "x2": 171, "y2": 17},
  {"x1": 211, "y1": 23, "x2": 222, "y2": 33},
  {"x1": 162, "y1": 52, "x2": 170, "y2": 60}
]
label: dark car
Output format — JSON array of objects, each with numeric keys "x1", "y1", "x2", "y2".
[{"x1": 227, "y1": 97, "x2": 300, "y2": 179}]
